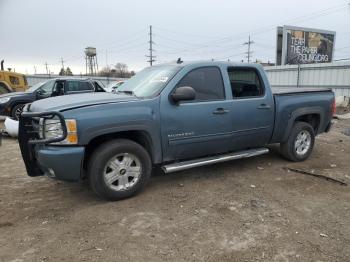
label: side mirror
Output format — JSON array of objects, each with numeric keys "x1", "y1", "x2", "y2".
[
  {"x1": 36, "y1": 89, "x2": 44, "y2": 98},
  {"x1": 171, "y1": 86, "x2": 195, "y2": 103}
]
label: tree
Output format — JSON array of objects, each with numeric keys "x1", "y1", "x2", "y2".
[
  {"x1": 59, "y1": 68, "x2": 65, "y2": 76},
  {"x1": 98, "y1": 63, "x2": 133, "y2": 78},
  {"x1": 65, "y1": 67, "x2": 73, "y2": 76},
  {"x1": 98, "y1": 66, "x2": 111, "y2": 77},
  {"x1": 114, "y1": 63, "x2": 128, "y2": 78}
]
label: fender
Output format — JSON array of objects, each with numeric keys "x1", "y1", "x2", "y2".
[
  {"x1": 81, "y1": 123, "x2": 162, "y2": 164},
  {"x1": 282, "y1": 106, "x2": 324, "y2": 142}
]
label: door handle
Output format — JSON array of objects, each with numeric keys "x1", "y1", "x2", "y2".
[
  {"x1": 257, "y1": 104, "x2": 271, "y2": 109},
  {"x1": 213, "y1": 108, "x2": 229, "y2": 114}
]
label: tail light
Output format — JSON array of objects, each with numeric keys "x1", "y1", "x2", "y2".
[{"x1": 331, "y1": 98, "x2": 336, "y2": 116}]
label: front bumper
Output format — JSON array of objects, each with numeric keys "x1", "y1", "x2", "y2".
[{"x1": 36, "y1": 145, "x2": 85, "y2": 181}]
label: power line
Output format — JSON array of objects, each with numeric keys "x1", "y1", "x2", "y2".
[
  {"x1": 154, "y1": 3, "x2": 347, "y2": 60},
  {"x1": 243, "y1": 36, "x2": 254, "y2": 63}
]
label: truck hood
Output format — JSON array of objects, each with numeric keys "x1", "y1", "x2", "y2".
[{"x1": 29, "y1": 92, "x2": 139, "y2": 112}]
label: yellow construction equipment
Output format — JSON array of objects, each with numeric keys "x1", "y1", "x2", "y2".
[{"x1": 0, "y1": 60, "x2": 28, "y2": 92}]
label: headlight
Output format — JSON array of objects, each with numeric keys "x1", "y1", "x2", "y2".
[
  {"x1": 0, "y1": 97, "x2": 10, "y2": 104},
  {"x1": 43, "y1": 118, "x2": 78, "y2": 144}
]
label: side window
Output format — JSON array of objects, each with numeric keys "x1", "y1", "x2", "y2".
[
  {"x1": 177, "y1": 67, "x2": 225, "y2": 101},
  {"x1": 78, "y1": 81, "x2": 94, "y2": 91},
  {"x1": 66, "y1": 81, "x2": 93, "y2": 92},
  {"x1": 228, "y1": 68, "x2": 264, "y2": 98},
  {"x1": 65, "y1": 81, "x2": 79, "y2": 92},
  {"x1": 9, "y1": 76, "x2": 20, "y2": 85},
  {"x1": 39, "y1": 80, "x2": 55, "y2": 95}
]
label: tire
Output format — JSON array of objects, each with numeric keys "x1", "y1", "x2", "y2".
[
  {"x1": 88, "y1": 139, "x2": 152, "y2": 201},
  {"x1": 280, "y1": 122, "x2": 315, "y2": 162},
  {"x1": 11, "y1": 104, "x2": 25, "y2": 120}
]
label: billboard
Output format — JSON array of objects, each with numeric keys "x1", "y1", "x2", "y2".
[{"x1": 276, "y1": 26, "x2": 336, "y2": 65}]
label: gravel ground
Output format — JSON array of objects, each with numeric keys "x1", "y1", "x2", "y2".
[{"x1": 0, "y1": 119, "x2": 349, "y2": 262}]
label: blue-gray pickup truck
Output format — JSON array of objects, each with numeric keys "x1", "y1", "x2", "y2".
[{"x1": 18, "y1": 61, "x2": 335, "y2": 200}]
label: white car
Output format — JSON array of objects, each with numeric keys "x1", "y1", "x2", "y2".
[{"x1": 104, "y1": 81, "x2": 124, "y2": 93}]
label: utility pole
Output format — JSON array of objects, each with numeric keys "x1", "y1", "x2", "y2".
[
  {"x1": 60, "y1": 57, "x2": 65, "y2": 75},
  {"x1": 33, "y1": 66, "x2": 37, "y2": 75},
  {"x1": 44, "y1": 62, "x2": 49, "y2": 75},
  {"x1": 146, "y1": 25, "x2": 156, "y2": 66},
  {"x1": 243, "y1": 35, "x2": 254, "y2": 63}
]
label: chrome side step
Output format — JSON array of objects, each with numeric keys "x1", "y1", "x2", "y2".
[{"x1": 162, "y1": 148, "x2": 269, "y2": 173}]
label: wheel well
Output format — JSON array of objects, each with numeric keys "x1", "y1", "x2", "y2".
[
  {"x1": 295, "y1": 114, "x2": 320, "y2": 133},
  {"x1": 10, "y1": 102, "x2": 26, "y2": 115},
  {"x1": 83, "y1": 131, "x2": 153, "y2": 170}
]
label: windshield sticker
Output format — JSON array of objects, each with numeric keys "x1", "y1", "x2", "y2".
[{"x1": 150, "y1": 76, "x2": 169, "y2": 83}]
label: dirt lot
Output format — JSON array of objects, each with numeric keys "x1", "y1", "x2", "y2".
[{"x1": 0, "y1": 120, "x2": 349, "y2": 262}]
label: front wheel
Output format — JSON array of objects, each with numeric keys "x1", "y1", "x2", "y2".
[
  {"x1": 88, "y1": 139, "x2": 152, "y2": 201},
  {"x1": 280, "y1": 122, "x2": 315, "y2": 162},
  {"x1": 11, "y1": 104, "x2": 25, "y2": 120}
]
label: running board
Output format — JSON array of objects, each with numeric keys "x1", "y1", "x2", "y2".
[{"x1": 162, "y1": 148, "x2": 269, "y2": 173}]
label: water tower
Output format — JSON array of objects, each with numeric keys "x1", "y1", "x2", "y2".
[{"x1": 85, "y1": 47, "x2": 98, "y2": 75}]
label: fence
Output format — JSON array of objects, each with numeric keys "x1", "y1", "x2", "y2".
[
  {"x1": 26, "y1": 74, "x2": 125, "y2": 87},
  {"x1": 264, "y1": 61, "x2": 350, "y2": 97}
]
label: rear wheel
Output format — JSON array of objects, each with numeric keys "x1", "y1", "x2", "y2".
[
  {"x1": 280, "y1": 122, "x2": 315, "y2": 162},
  {"x1": 88, "y1": 139, "x2": 152, "y2": 201},
  {"x1": 11, "y1": 104, "x2": 25, "y2": 120}
]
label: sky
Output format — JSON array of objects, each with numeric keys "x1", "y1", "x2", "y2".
[{"x1": 0, "y1": 0, "x2": 349, "y2": 75}]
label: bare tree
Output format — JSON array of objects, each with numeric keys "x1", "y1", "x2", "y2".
[
  {"x1": 114, "y1": 63, "x2": 128, "y2": 78},
  {"x1": 99, "y1": 63, "x2": 133, "y2": 78},
  {"x1": 98, "y1": 66, "x2": 111, "y2": 77}
]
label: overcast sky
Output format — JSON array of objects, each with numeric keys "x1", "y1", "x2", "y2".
[{"x1": 0, "y1": 0, "x2": 349, "y2": 74}]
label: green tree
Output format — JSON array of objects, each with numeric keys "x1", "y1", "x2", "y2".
[
  {"x1": 59, "y1": 68, "x2": 65, "y2": 76},
  {"x1": 65, "y1": 67, "x2": 73, "y2": 76}
]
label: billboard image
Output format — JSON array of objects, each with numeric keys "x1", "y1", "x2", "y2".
[{"x1": 276, "y1": 26, "x2": 336, "y2": 65}]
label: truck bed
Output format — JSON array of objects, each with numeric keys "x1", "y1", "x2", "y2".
[{"x1": 272, "y1": 87, "x2": 332, "y2": 95}]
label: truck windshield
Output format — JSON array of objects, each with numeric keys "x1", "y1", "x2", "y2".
[{"x1": 117, "y1": 65, "x2": 182, "y2": 98}]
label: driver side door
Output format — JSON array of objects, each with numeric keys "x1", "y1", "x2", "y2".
[{"x1": 160, "y1": 66, "x2": 233, "y2": 161}]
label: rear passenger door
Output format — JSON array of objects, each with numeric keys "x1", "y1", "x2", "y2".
[{"x1": 226, "y1": 67, "x2": 274, "y2": 150}]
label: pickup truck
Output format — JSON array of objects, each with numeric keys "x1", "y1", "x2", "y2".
[
  {"x1": 18, "y1": 62, "x2": 335, "y2": 201},
  {"x1": 0, "y1": 78, "x2": 105, "y2": 120}
]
